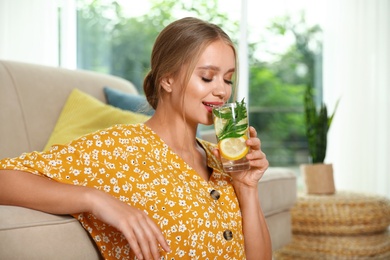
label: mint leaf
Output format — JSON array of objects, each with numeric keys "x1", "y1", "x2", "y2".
[{"x1": 214, "y1": 98, "x2": 248, "y2": 140}]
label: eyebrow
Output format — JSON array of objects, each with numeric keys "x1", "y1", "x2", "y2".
[{"x1": 197, "y1": 65, "x2": 235, "y2": 73}]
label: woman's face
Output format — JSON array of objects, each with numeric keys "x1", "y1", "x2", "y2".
[{"x1": 170, "y1": 40, "x2": 236, "y2": 126}]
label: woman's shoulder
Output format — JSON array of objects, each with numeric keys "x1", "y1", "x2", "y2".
[
  {"x1": 67, "y1": 123, "x2": 150, "y2": 148},
  {"x1": 85, "y1": 123, "x2": 147, "y2": 137}
]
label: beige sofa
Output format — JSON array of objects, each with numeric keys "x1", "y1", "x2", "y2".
[{"x1": 0, "y1": 60, "x2": 297, "y2": 259}]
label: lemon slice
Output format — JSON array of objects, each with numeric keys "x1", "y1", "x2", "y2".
[{"x1": 218, "y1": 136, "x2": 249, "y2": 160}]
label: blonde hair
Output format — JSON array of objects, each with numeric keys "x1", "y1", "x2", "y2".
[{"x1": 143, "y1": 17, "x2": 237, "y2": 109}]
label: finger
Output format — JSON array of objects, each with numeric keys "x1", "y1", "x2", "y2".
[
  {"x1": 133, "y1": 218, "x2": 167, "y2": 260},
  {"x1": 120, "y1": 214, "x2": 160, "y2": 260},
  {"x1": 249, "y1": 126, "x2": 257, "y2": 138},
  {"x1": 249, "y1": 156, "x2": 269, "y2": 169},
  {"x1": 121, "y1": 228, "x2": 144, "y2": 260},
  {"x1": 147, "y1": 217, "x2": 171, "y2": 253},
  {"x1": 246, "y1": 137, "x2": 260, "y2": 150},
  {"x1": 249, "y1": 152, "x2": 269, "y2": 170},
  {"x1": 246, "y1": 149, "x2": 265, "y2": 160},
  {"x1": 134, "y1": 226, "x2": 158, "y2": 260},
  {"x1": 246, "y1": 127, "x2": 261, "y2": 149},
  {"x1": 212, "y1": 148, "x2": 220, "y2": 159}
]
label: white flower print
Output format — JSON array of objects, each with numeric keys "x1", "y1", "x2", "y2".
[
  {"x1": 178, "y1": 250, "x2": 185, "y2": 257},
  {"x1": 131, "y1": 194, "x2": 139, "y2": 203},
  {"x1": 161, "y1": 178, "x2": 169, "y2": 185},
  {"x1": 122, "y1": 164, "x2": 129, "y2": 171},
  {"x1": 49, "y1": 160, "x2": 56, "y2": 166},
  {"x1": 122, "y1": 184, "x2": 130, "y2": 192},
  {"x1": 104, "y1": 139, "x2": 112, "y2": 146},
  {"x1": 110, "y1": 177, "x2": 117, "y2": 185},
  {"x1": 161, "y1": 218, "x2": 168, "y2": 226},
  {"x1": 178, "y1": 222, "x2": 186, "y2": 232},
  {"x1": 171, "y1": 225, "x2": 177, "y2": 232}
]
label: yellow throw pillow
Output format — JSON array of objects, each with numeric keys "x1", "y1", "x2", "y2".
[{"x1": 44, "y1": 89, "x2": 150, "y2": 151}]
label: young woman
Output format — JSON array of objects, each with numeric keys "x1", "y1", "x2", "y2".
[{"x1": 0, "y1": 17, "x2": 272, "y2": 260}]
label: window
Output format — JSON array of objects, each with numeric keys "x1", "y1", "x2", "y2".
[{"x1": 75, "y1": 0, "x2": 323, "y2": 170}]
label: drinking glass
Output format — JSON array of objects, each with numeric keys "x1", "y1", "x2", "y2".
[{"x1": 212, "y1": 100, "x2": 250, "y2": 172}]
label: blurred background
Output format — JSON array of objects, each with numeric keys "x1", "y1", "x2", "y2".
[{"x1": 0, "y1": 0, "x2": 388, "y2": 197}]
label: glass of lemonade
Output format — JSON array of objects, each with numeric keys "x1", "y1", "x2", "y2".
[{"x1": 212, "y1": 99, "x2": 250, "y2": 172}]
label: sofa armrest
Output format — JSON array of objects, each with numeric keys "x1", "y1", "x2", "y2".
[
  {"x1": 259, "y1": 167, "x2": 297, "y2": 251},
  {"x1": 0, "y1": 206, "x2": 102, "y2": 260},
  {"x1": 259, "y1": 167, "x2": 297, "y2": 217}
]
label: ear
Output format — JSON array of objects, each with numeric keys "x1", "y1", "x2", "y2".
[{"x1": 160, "y1": 76, "x2": 174, "y2": 93}]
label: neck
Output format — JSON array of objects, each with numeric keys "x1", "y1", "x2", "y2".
[
  {"x1": 145, "y1": 116, "x2": 198, "y2": 152},
  {"x1": 145, "y1": 111, "x2": 210, "y2": 181}
]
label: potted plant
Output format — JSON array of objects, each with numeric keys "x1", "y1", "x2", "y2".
[{"x1": 301, "y1": 84, "x2": 339, "y2": 194}]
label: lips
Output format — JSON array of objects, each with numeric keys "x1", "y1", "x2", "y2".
[{"x1": 202, "y1": 101, "x2": 224, "y2": 113}]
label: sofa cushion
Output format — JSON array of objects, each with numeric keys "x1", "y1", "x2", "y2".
[
  {"x1": 0, "y1": 60, "x2": 139, "y2": 159},
  {"x1": 104, "y1": 87, "x2": 154, "y2": 116},
  {"x1": 44, "y1": 89, "x2": 150, "y2": 150}
]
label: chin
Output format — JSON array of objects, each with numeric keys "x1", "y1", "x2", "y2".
[
  {"x1": 197, "y1": 113, "x2": 214, "y2": 126},
  {"x1": 201, "y1": 118, "x2": 214, "y2": 126}
]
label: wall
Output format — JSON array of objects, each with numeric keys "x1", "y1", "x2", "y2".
[{"x1": 0, "y1": 0, "x2": 60, "y2": 66}]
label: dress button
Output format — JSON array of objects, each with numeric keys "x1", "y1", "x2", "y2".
[
  {"x1": 223, "y1": 230, "x2": 233, "y2": 241},
  {"x1": 210, "y1": 190, "x2": 220, "y2": 200}
]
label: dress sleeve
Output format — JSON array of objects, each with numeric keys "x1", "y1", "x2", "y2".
[{"x1": 0, "y1": 126, "x2": 123, "y2": 188}]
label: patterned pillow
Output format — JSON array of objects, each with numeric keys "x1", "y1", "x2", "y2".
[{"x1": 44, "y1": 89, "x2": 150, "y2": 151}]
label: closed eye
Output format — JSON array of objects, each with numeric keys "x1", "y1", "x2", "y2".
[
  {"x1": 224, "y1": 80, "x2": 233, "y2": 85},
  {"x1": 201, "y1": 77, "x2": 233, "y2": 85}
]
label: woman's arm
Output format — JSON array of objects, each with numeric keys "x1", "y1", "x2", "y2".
[
  {"x1": 0, "y1": 170, "x2": 94, "y2": 213},
  {"x1": 0, "y1": 170, "x2": 170, "y2": 260},
  {"x1": 218, "y1": 126, "x2": 271, "y2": 259},
  {"x1": 233, "y1": 181, "x2": 272, "y2": 260},
  {"x1": 234, "y1": 126, "x2": 272, "y2": 259}
]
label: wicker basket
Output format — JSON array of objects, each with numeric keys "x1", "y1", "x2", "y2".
[
  {"x1": 273, "y1": 231, "x2": 390, "y2": 260},
  {"x1": 292, "y1": 191, "x2": 390, "y2": 235}
]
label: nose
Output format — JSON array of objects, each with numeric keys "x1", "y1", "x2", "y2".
[{"x1": 212, "y1": 80, "x2": 227, "y2": 99}]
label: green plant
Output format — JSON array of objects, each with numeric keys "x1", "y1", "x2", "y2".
[{"x1": 304, "y1": 84, "x2": 338, "y2": 163}]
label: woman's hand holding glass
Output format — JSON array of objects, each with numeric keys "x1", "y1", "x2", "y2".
[{"x1": 214, "y1": 126, "x2": 269, "y2": 187}]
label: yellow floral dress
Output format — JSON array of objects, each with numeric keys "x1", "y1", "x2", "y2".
[{"x1": 0, "y1": 123, "x2": 246, "y2": 259}]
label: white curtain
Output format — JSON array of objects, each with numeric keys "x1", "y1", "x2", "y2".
[{"x1": 323, "y1": 0, "x2": 390, "y2": 198}]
